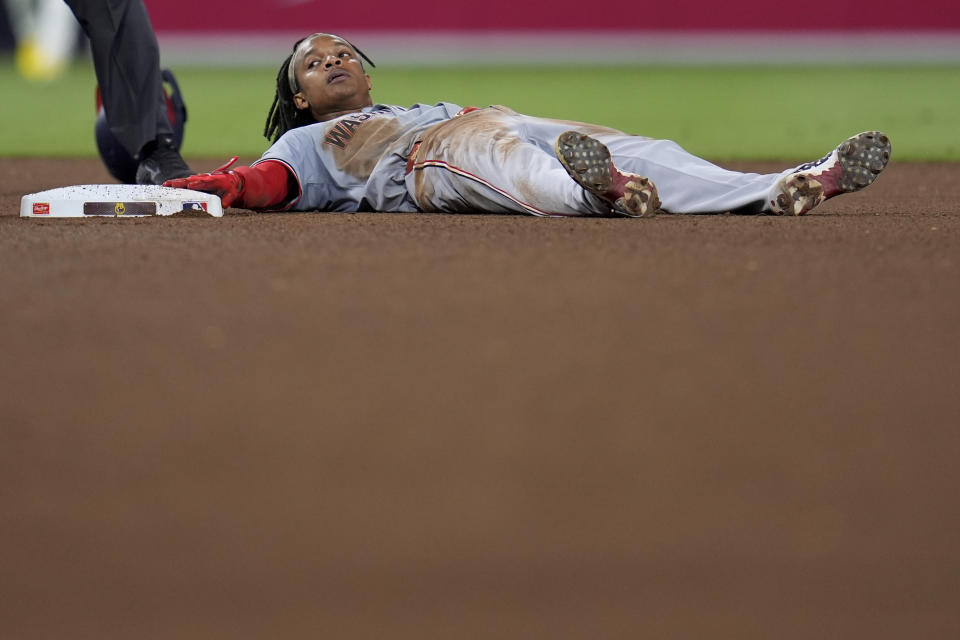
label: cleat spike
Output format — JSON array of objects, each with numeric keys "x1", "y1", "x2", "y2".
[
  {"x1": 770, "y1": 131, "x2": 891, "y2": 215},
  {"x1": 555, "y1": 130, "x2": 659, "y2": 217}
]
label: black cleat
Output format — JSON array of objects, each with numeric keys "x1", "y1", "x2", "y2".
[{"x1": 136, "y1": 136, "x2": 193, "y2": 185}]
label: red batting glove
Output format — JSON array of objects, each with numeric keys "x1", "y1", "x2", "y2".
[
  {"x1": 164, "y1": 156, "x2": 245, "y2": 208},
  {"x1": 165, "y1": 158, "x2": 294, "y2": 210}
]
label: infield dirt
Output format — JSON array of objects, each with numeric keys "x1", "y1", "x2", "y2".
[{"x1": 2, "y1": 158, "x2": 959, "y2": 639}]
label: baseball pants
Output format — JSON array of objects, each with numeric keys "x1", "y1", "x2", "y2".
[{"x1": 406, "y1": 107, "x2": 794, "y2": 216}]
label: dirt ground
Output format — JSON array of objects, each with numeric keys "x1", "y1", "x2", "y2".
[{"x1": 2, "y1": 157, "x2": 959, "y2": 640}]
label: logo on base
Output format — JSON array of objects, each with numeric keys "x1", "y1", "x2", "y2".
[
  {"x1": 83, "y1": 201, "x2": 158, "y2": 216},
  {"x1": 33, "y1": 202, "x2": 50, "y2": 215}
]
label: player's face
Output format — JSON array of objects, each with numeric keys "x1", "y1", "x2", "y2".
[{"x1": 291, "y1": 35, "x2": 373, "y2": 121}]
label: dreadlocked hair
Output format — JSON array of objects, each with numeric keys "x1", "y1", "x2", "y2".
[
  {"x1": 263, "y1": 38, "x2": 316, "y2": 143},
  {"x1": 263, "y1": 35, "x2": 377, "y2": 144}
]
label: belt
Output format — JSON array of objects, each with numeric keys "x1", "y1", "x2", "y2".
[
  {"x1": 405, "y1": 106, "x2": 483, "y2": 175},
  {"x1": 405, "y1": 106, "x2": 483, "y2": 176}
]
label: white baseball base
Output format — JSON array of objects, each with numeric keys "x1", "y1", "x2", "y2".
[{"x1": 20, "y1": 184, "x2": 223, "y2": 218}]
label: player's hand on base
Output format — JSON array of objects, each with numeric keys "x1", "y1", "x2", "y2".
[{"x1": 164, "y1": 156, "x2": 244, "y2": 207}]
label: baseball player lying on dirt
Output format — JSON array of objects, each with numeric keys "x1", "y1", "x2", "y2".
[{"x1": 164, "y1": 33, "x2": 891, "y2": 217}]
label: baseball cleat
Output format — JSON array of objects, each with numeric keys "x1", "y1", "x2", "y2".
[
  {"x1": 135, "y1": 135, "x2": 194, "y2": 185},
  {"x1": 770, "y1": 131, "x2": 891, "y2": 216},
  {"x1": 556, "y1": 130, "x2": 660, "y2": 218}
]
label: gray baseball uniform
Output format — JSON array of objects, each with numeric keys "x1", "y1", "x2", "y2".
[{"x1": 255, "y1": 102, "x2": 796, "y2": 216}]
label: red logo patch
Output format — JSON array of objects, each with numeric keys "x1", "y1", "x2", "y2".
[{"x1": 33, "y1": 202, "x2": 50, "y2": 215}]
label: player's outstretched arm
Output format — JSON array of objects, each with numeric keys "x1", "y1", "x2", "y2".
[{"x1": 163, "y1": 158, "x2": 295, "y2": 209}]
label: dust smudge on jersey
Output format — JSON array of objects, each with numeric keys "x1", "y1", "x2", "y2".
[{"x1": 323, "y1": 113, "x2": 404, "y2": 180}]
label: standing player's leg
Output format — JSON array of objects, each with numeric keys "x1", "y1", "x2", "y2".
[
  {"x1": 64, "y1": 0, "x2": 164, "y2": 158},
  {"x1": 64, "y1": 0, "x2": 192, "y2": 184}
]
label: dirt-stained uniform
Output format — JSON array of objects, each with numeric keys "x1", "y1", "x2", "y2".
[
  {"x1": 256, "y1": 102, "x2": 804, "y2": 216},
  {"x1": 257, "y1": 102, "x2": 460, "y2": 212}
]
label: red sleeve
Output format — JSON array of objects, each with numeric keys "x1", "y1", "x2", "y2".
[{"x1": 232, "y1": 160, "x2": 297, "y2": 209}]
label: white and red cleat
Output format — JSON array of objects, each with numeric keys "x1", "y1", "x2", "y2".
[
  {"x1": 556, "y1": 130, "x2": 661, "y2": 218},
  {"x1": 770, "y1": 131, "x2": 891, "y2": 216}
]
